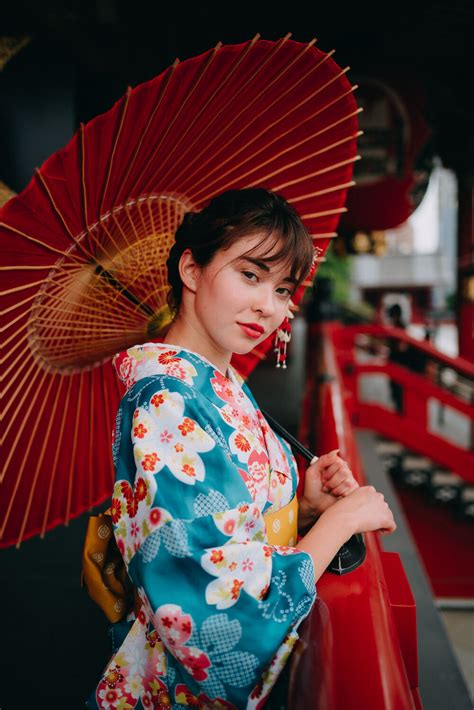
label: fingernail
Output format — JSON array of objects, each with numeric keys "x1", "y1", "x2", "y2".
[{"x1": 310, "y1": 455, "x2": 319, "y2": 464}]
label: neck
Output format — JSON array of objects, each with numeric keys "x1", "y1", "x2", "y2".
[{"x1": 164, "y1": 313, "x2": 232, "y2": 376}]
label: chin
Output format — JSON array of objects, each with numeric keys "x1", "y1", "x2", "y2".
[{"x1": 232, "y1": 338, "x2": 266, "y2": 355}]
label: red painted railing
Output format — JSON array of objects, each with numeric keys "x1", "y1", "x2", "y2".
[
  {"x1": 330, "y1": 324, "x2": 474, "y2": 483},
  {"x1": 290, "y1": 322, "x2": 421, "y2": 709}
]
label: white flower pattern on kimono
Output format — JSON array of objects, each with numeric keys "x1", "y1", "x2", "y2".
[
  {"x1": 201, "y1": 541, "x2": 273, "y2": 610},
  {"x1": 132, "y1": 388, "x2": 215, "y2": 485},
  {"x1": 212, "y1": 503, "x2": 266, "y2": 543},
  {"x1": 114, "y1": 345, "x2": 199, "y2": 389},
  {"x1": 90, "y1": 343, "x2": 317, "y2": 710}
]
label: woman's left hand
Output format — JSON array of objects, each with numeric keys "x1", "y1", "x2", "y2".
[{"x1": 299, "y1": 450, "x2": 359, "y2": 528}]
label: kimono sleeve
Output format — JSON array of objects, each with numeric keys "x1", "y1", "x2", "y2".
[{"x1": 112, "y1": 377, "x2": 317, "y2": 708}]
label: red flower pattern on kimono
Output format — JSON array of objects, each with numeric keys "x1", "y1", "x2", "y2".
[{"x1": 90, "y1": 342, "x2": 316, "y2": 710}]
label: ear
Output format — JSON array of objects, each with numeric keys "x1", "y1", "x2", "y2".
[{"x1": 178, "y1": 249, "x2": 201, "y2": 294}]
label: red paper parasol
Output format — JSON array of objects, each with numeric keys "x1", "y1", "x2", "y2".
[{"x1": 0, "y1": 35, "x2": 360, "y2": 547}]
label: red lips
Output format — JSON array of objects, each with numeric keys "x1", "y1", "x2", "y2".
[{"x1": 237, "y1": 322, "x2": 265, "y2": 339}]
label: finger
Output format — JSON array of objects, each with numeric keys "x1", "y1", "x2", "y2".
[
  {"x1": 379, "y1": 521, "x2": 397, "y2": 534},
  {"x1": 317, "y1": 449, "x2": 340, "y2": 464},
  {"x1": 321, "y1": 461, "x2": 345, "y2": 480},
  {"x1": 330, "y1": 480, "x2": 358, "y2": 497},
  {"x1": 323, "y1": 469, "x2": 347, "y2": 490}
]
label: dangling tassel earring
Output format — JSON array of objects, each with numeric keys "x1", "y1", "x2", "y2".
[{"x1": 274, "y1": 304, "x2": 295, "y2": 369}]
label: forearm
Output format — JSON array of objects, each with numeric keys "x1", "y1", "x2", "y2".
[
  {"x1": 295, "y1": 507, "x2": 352, "y2": 583},
  {"x1": 297, "y1": 492, "x2": 338, "y2": 535}
]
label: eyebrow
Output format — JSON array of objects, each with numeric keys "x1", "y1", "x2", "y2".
[{"x1": 239, "y1": 256, "x2": 297, "y2": 284}]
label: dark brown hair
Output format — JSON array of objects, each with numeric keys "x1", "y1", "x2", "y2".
[{"x1": 166, "y1": 188, "x2": 313, "y2": 311}]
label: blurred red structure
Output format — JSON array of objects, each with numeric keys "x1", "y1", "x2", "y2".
[
  {"x1": 291, "y1": 322, "x2": 421, "y2": 709},
  {"x1": 331, "y1": 323, "x2": 474, "y2": 484}
]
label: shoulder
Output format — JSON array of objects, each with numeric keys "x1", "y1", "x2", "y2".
[{"x1": 120, "y1": 375, "x2": 219, "y2": 431}]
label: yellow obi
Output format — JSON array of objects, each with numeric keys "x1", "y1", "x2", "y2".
[
  {"x1": 263, "y1": 495, "x2": 298, "y2": 546},
  {"x1": 83, "y1": 496, "x2": 299, "y2": 623}
]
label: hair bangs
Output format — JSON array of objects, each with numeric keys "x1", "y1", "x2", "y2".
[{"x1": 239, "y1": 221, "x2": 314, "y2": 288}]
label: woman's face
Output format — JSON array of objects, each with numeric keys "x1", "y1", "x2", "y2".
[{"x1": 190, "y1": 232, "x2": 296, "y2": 361}]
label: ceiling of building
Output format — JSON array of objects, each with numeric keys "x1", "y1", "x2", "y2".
[{"x1": 2, "y1": 0, "x2": 473, "y2": 174}]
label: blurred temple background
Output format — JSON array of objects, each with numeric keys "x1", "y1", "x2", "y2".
[{"x1": 1, "y1": 2, "x2": 473, "y2": 709}]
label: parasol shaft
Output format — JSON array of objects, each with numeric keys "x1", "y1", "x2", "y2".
[
  {"x1": 261, "y1": 408, "x2": 317, "y2": 462},
  {"x1": 94, "y1": 264, "x2": 155, "y2": 317}
]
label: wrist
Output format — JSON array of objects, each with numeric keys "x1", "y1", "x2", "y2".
[
  {"x1": 320, "y1": 500, "x2": 355, "y2": 542},
  {"x1": 298, "y1": 495, "x2": 318, "y2": 534},
  {"x1": 299, "y1": 495, "x2": 318, "y2": 519}
]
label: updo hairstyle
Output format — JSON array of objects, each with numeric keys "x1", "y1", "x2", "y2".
[{"x1": 166, "y1": 188, "x2": 313, "y2": 312}]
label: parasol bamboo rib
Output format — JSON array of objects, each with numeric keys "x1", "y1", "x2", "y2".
[
  {"x1": 224, "y1": 103, "x2": 362, "y2": 196},
  {"x1": 0, "y1": 334, "x2": 29, "y2": 373},
  {"x1": 229, "y1": 101, "x2": 362, "y2": 190},
  {"x1": 114, "y1": 60, "x2": 180, "y2": 204},
  {"x1": 2, "y1": 320, "x2": 28, "y2": 352},
  {"x1": 256, "y1": 131, "x2": 360, "y2": 188},
  {"x1": 0, "y1": 293, "x2": 37, "y2": 318},
  {"x1": 46, "y1": 271, "x2": 153, "y2": 320},
  {"x1": 193, "y1": 65, "x2": 353, "y2": 191},
  {"x1": 98, "y1": 365, "x2": 114, "y2": 501},
  {"x1": 35, "y1": 171, "x2": 96, "y2": 262},
  {"x1": 0, "y1": 223, "x2": 70, "y2": 257},
  {"x1": 144, "y1": 37, "x2": 260, "y2": 193},
  {"x1": 30, "y1": 288, "x2": 130, "y2": 325},
  {"x1": 80, "y1": 123, "x2": 89, "y2": 226},
  {"x1": 290, "y1": 180, "x2": 356, "y2": 203},
  {"x1": 40, "y1": 376, "x2": 73, "y2": 537},
  {"x1": 31, "y1": 324, "x2": 146, "y2": 339},
  {"x1": 2, "y1": 356, "x2": 41, "y2": 425},
  {"x1": 36, "y1": 270, "x2": 156, "y2": 322},
  {"x1": 0, "y1": 308, "x2": 31, "y2": 334},
  {"x1": 32, "y1": 309, "x2": 143, "y2": 339},
  {"x1": 161, "y1": 37, "x2": 321, "y2": 193},
  {"x1": 88, "y1": 369, "x2": 94, "y2": 511},
  {"x1": 140, "y1": 34, "x2": 297, "y2": 196},
  {"x1": 0, "y1": 265, "x2": 58, "y2": 271},
  {"x1": 124, "y1": 203, "x2": 144, "y2": 251},
  {"x1": 98, "y1": 217, "x2": 127, "y2": 255},
  {"x1": 15, "y1": 373, "x2": 57, "y2": 547},
  {"x1": 98, "y1": 88, "x2": 132, "y2": 218},
  {"x1": 191, "y1": 89, "x2": 357, "y2": 204},
  {"x1": 65, "y1": 370, "x2": 84, "y2": 525},
  {"x1": 1, "y1": 278, "x2": 53, "y2": 296},
  {"x1": 301, "y1": 207, "x2": 347, "y2": 219},
  {"x1": 0, "y1": 367, "x2": 49, "y2": 494},
  {"x1": 143, "y1": 34, "x2": 280, "y2": 191},
  {"x1": 31, "y1": 296, "x2": 144, "y2": 330},
  {"x1": 177, "y1": 51, "x2": 339, "y2": 197},
  {"x1": 196, "y1": 100, "x2": 359, "y2": 203},
  {"x1": 109, "y1": 210, "x2": 136, "y2": 250},
  {"x1": 137, "y1": 41, "x2": 224, "y2": 193},
  {"x1": 310, "y1": 233, "x2": 337, "y2": 239},
  {"x1": 136, "y1": 202, "x2": 149, "y2": 244},
  {"x1": 217, "y1": 132, "x2": 361, "y2": 199},
  {"x1": 273, "y1": 154, "x2": 361, "y2": 191}
]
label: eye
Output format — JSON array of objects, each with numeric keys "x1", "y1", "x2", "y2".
[
  {"x1": 276, "y1": 286, "x2": 293, "y2": 298},
  {"x1": 242, "y1": 271, "x2": 258, "y2": 282}
]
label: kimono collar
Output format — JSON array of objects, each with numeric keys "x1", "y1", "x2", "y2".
[
  {"x1": 113, "y1": 341, "x2": 245, "y2": 393},
  {"x1": 113, "y1": 342, "x2": 293, "y2": 482}
]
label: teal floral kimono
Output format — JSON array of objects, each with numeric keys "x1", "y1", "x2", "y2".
[{"x1": 88, "y1": 343, "x2": 316, "y2": 709}]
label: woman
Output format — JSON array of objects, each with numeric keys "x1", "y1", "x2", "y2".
[{"x1": 88, "y1": 188, "x2": 395, "y2": 709}]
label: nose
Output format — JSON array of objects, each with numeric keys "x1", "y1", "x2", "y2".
[{"x1": 252, "y1": 283, "x2": 276, "y2": 317}]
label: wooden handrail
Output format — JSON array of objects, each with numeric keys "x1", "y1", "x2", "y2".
[{"x1": 291, "y1": 321, "x2": 421, "y2": 709}]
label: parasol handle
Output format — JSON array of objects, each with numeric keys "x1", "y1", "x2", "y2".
[{"x1": 261, "y1": 408, "x2": 366, "y2": 575}]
